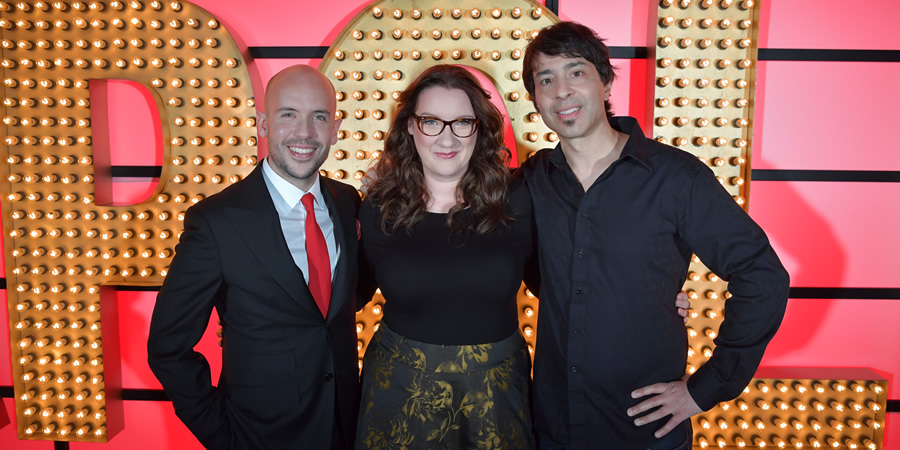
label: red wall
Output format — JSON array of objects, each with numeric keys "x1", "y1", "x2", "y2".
[{"x1": 1, "y1": 0, "x2": 897, "y2": 448}]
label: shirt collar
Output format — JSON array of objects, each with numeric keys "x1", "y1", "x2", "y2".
[
  {"x1": 547, "y1": 116, "x2": 654, "y2": 175},
  {"x1": 261, "y1": 157, "x2": 326, "y2": 212}
]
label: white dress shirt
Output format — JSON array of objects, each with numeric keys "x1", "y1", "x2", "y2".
[{"x1": 261, "y1": 158, "x2": 340, "y2": 283}]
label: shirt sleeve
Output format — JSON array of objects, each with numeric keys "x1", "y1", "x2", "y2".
[{"x1": 677, "y1": 162, "x2": 790, "y2": 411}]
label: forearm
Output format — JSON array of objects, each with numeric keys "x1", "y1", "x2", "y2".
[{"x1": 686, "y1": 247, "x2": 790, "y2": 410}]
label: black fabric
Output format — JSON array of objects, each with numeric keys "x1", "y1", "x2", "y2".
[
  {"x1": 357, "y1": 179, "x2": 537, "y2": 345},
  {"x1": 520, "y1": 117, "x2": 789, "y2": 449}
]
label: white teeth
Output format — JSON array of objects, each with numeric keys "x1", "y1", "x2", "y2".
[
  {"x1": 558, "y1": 107, "x2": 579, "y2": 115},
  {"x1": 287, "y1": 146, "x2": 314, "y2": 154}
]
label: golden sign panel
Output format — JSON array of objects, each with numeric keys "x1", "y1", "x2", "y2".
[
  {"x1": 693, "y1": 369, "x2": 887, "y2": 449},
  {"x1": 650, "y1": 1, "x2": 886, "y2": 448},
  {"x1": 1, "y1": 0, "x2": 255, "y2": 441}
]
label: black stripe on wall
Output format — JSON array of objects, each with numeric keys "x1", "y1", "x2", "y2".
[
  {"x1": 0, "y1": 386, "x2": 171, "y2": 400},
  {"x1": 247, "y1": 45, "x2": 647, "y2": 60},
  {"x1": 759, "y1": 48, "x2": 900, "y2": 63},
  {"x1": 790, "y1": 288, "x2": 900, "y2": 300},
  {"x1": 246, "y1": 47, "x2": 900, "y2": 63},
  {"x1": 1, "y1": 387, "x2": 898, "y2": 412},
  {"x1": 6, "y1": 281, "x2": 900, "y2": 300},
  {"x1": 123, "y1": 388, "x2": 171, "y2": 401},
  {"x1": 752, "y1": 170, "x2": 900, "y2": 183},
  {"x1": 109, "y1": 285, "x2": 164, "y2": 292},
  {"x1": 110, "y1": 285, "x2": 159, "y2": 291},
  {"x1": 545, "y1": 0, "x2": 559, "y2": 16},
  {"x1": 110, "y1": 166, "x2": 162, "y2": 178},
  {"x1": 250, "y1": 46, "x2": 328, "y2": 59},
  {"x1": 116, "y1": 286, "x2": 900, "y2": 299},
  {"x1": 610, "y1": 46, "x2": 648, "y2": 59},
  {"x1": 95, "y1": 286, "x2": 900, "y2": 300},
  {"x1": 105, "y1": 167, "x2": 900, "y2": 183}
]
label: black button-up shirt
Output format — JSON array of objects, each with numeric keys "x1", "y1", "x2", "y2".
[{"x1": 520, "y1": 117, "x2": 789, "y2": 448}]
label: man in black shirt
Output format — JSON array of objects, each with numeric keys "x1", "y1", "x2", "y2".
[{"x1": 519, "y1": 22, "x2": 789, "y2": 449}]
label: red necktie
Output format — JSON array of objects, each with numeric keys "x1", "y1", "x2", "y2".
[{"x1": 301, "y1": 193, "x2": 331, "y2": 318}]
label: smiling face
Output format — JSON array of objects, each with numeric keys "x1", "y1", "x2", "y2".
[
  {"x1": 531, "y1": 53, "x2": 612, "y2": 145},
  {"x1": 407, "y1": 86, "x2": 477, "y2": 186},
  {"x1": 258, "y1": 66, "x2": 342, "y2": 191}
]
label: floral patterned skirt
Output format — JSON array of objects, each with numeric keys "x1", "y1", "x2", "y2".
[{"x1": 355, "y1": 322, "x2": 535, "y2": 450}]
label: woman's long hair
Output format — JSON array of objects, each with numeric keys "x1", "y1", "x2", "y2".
[{"x1": 368, "y1": 65, "x2": 512, "y2": 235}]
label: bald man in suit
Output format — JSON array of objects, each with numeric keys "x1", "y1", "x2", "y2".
[{"x1": 148, "y1": 65, "x2": 361, "y2": 449}]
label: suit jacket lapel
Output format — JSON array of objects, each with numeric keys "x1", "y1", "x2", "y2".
[
  {"x1": 320, "y1": 179, "x2": 354, "y2": 322},
  {"x1": 224, "y1": 166, "x2": 318, "y2": 315}
]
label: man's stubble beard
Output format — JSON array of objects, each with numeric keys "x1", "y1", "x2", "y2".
[{"x1": 270, "y1": 140, "x2": 329, "y2": 184}]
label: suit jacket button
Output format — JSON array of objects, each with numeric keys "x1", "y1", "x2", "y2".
[{"x1": 324, "y1": 373, "x2": 334, "y2": 381}]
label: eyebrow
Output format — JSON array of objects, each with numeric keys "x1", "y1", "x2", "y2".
[
  {"x1": 415, "y1": 112, "x2": 476, "y2": 119},
  {"x1": 276, "y1": 107, "x2": 330, "y2": 115},
  {"x1": 535, "y1": 60, "x2": 587, "y2": 78}
]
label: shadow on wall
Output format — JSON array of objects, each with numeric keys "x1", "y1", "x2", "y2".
[{"x1": 749, "y1": 43, "x2": 844, "y2": 363}]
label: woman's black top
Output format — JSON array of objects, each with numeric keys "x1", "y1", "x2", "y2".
[{"x1": 357, "y1": 179, "x2": 538, "y2": 345}]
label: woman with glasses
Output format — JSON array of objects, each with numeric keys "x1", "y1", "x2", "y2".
[{"x1": 355, "y1": 64, "x2": 538, "y2": 449}]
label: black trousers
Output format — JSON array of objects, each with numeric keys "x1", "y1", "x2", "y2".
[{"x1": 536, "y1": 420, "x2": 692, "y2": 450}]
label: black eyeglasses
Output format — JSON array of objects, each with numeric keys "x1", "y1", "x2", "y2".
[{"x1": 412, "y1": 114, "x2": 479, "y2": 138}]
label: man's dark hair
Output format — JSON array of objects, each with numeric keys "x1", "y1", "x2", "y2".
[{"x1": 523, "y1": 21, "x2": 617, "y2": 118}]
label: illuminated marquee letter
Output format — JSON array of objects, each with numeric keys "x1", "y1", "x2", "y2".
[
  {"x1": 650, "y1": 1, "x2": 886, "y2": 448},
  {"x1": 1, "y1": 0, "x2": 255, "y2": 442}
]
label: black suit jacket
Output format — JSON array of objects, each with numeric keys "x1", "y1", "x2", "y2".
[{"x1": 148, "y1": 165, "x2": 362, "y2": 449}]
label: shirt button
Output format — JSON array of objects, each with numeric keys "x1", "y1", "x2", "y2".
[
  {"x1": 575, "y1": 289, "x2": 583, "y2": 295},
  {"x1": 324, "y1": 373, "x2": 334, "y2": 382},
  {"x1": 571, "y1": 366, "x2": 578, "y2": 373},
  {"x1": 578, "y1": 251, "x2": 584, "y2": 257},
  {"x1": 581, "y1": 212, "x2": 588, "y2": 218},
  {"x1": 574, "y1": 328, "x2": 581, "y2": 334}
]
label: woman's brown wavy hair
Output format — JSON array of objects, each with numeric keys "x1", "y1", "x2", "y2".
[{"x1": 368, "y1": 64, "x2": 512, "y2": 235}]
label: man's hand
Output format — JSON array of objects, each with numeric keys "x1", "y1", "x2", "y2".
[
  {"x1": 675, "y1": 291, "x2": 690, "y2": 324},
  {"x1": 627, "y1": 379, "x2": 702, "y2": 438}
]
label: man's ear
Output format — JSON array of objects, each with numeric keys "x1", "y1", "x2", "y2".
[{"x1": 257, "y1": 112, "x2": 268, "y2": 138}]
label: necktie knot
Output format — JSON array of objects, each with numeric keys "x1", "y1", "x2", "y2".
[{"x1": 301, "y1": 192, "x2": 316, "y2": 212}]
